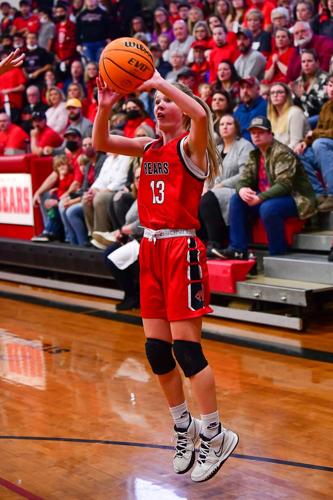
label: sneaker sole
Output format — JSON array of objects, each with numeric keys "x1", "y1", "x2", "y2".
[{"x1": 191, "y1": 433, "x2": 239, "y2": 483}]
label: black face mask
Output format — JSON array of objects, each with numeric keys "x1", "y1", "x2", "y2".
[
  {"x1": 66, "y1": 140, "x2": 79, "y2": 152},
  {"x1": 54, "y1": 15, "x2": 66, "y2": 22},
  {"x1": 126, "y1": 110, "x2": 141, "y2": 120}
]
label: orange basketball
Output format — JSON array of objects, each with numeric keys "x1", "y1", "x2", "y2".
[{"x1": 99, "y1": 37, "x2": 155, "y2": 94}]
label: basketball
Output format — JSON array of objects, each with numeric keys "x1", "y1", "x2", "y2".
[{"x1": 99, "y1": 37, "x2": 155, "y2": 94}]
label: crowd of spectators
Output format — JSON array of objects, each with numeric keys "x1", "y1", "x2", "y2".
[{"x1": 1, "y1": 0, "x2": 333, "y2": 306}]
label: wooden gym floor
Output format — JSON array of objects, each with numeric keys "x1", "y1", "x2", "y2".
[{"x1": 0, "y1": 282, "x2": 332, "y2": 499}]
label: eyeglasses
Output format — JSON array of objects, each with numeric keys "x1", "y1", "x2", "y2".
[{"x1": 270, "y1": 90, "x2": 286, "y2": 95}]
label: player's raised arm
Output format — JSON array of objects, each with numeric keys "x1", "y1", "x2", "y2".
[
  {"x1": 0, "y1": 49, "x2": 25, "y2": 76},
  {"x1": 138, "y1": 70, "x2": 208, "y2": 172},
  {"x1": 92, "y1": 77, "x2": 151, "y2": 157}
]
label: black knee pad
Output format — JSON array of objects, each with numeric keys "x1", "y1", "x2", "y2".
[
  {"x1": 145, "y1": 338, "x2": 176, "y2": 375},
  {"x1": 173, "y1": 340, "x2": 208, "y2": 377}
]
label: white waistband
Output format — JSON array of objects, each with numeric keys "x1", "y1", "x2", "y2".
[{"x1": 143, "y1": 228, "x2": 196, "y2": 241}]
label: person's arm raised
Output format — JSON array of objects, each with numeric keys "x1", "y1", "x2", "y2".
[
  {"x1": 92, "y1": 77, "x2": 151, "y2": 157},
  {"x1": 138, "y1": 70, "x2": 208, "y2": 173}
]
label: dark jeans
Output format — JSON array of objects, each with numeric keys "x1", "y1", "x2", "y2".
[
  {"x1": 229, "y1": 194, "x2": 298, "y2": 255},
  {"x1": 198, "y1": 190, "x2": 228, "y2": 245},
  {"x1": 104, "y1": 243, "x2": 139, "y2": 299}
]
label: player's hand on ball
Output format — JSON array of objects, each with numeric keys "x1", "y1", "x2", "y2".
[
  {"x1": 137, "y1": 69, "x2": 163, "y2": 92},
  {"x1": 96, "y1": 76, "x2": 122, "y2": 109}
]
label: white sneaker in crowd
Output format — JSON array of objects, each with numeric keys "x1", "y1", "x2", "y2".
[
  {"x1": 191, "y1": 425, "x2": 239, "y2": 482},
  {"x1": 173, "y1": 417, "x2": 201, "y2": 474},
  {"x1": 90, "y1": 238, "x2": 107, "y2": 250},
  {"x1": 92, "y1": 230, "x2": 118, "y2": 247}
]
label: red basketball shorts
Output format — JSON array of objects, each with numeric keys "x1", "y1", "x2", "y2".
[{"x1": 139, "y1": 235, "x2": 213, "y2": 321}]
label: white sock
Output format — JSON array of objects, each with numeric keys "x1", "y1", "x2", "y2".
[
  {"x1": 201, "y1": 410, "x2": 220, "y2": 439},
  {"x1": 169, "y1": 401, "x2": 190, "y2": 430}
]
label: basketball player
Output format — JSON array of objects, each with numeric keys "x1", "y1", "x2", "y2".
[
  {"x1": 93, "y1": 70, "x2": 239, "y2": 483},
  {"x1": 0, "y1": 48, "x2": 25, "y2": 76}
]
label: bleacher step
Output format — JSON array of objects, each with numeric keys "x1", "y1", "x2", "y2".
[
  {"x1": 293, "y1": 231, "x2": 333, "y2": 251},
  {"x1": 264, "y1": 253, "x2": 333, "y2": 284}
]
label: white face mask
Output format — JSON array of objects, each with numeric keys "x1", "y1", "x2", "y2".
[
  {"x1": 40, "y1": 16, "x2": 48, "y2": 24},
  {"x1": 27, "y1": 44, "x2": 38, "y2": 50},
  {"x1": 13, "y1": 42, "x2": 24, "y2": 49}
]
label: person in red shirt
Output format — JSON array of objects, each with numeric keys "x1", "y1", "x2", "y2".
[
  {"x1": 123, "y1": 98, "x2": 155, "y2": 138},
  {"x1": 93, "y1": 71, "x2": 239, "y2": 483},
  {"x1": 30, "y1": 111, "x2": 63, "y2": 156},
  {"x1": 0, "y1": 111, "x2": 28, "y2": 155},
  {"x1": 0, "y1": 65, "x2": 26, "y2": 122},
  {"x1": 10, "y1": 0, "x2": 40, "y2": 36},
  {"x1": 209, "y1": 25, "x2": 239, "y2": 83},
  {"x1": 189, "y1": 41, "x2": 210, "y2": 86},
  {"x1": 53, "y1": 1, "x2": 78, "y2": 75},
  {"x1": 263, "y1": 28, "x2": 293, "y2": 83}
]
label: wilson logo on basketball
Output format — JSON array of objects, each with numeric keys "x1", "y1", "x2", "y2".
[{"x1": 124, "y1": 41, "x2": 153, "y2": 61}]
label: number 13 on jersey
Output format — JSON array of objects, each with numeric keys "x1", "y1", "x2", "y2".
[{"x1": 150, "y1": 180, "x2": 165, "y2": 204}]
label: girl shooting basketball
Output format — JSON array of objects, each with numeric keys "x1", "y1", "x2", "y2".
[{"x1": 93, "y1": 70, "x2": 239, "y2": 483}]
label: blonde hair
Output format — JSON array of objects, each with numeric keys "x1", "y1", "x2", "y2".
[
  {"x1": 46, "y1": 86, "x2": 65, "y2": 106},
  {"x1": 53, "y1": 154, "x2": 71, "y2": 172},
  {"x1": 267, "y1": 82, "x2": 293, "y2": 136},
  {"x1": 77, "y1": 154, "x2": 90, "y2": 167},
  {"x1": 173, "y1": 82, "x2": 220, "y2": 182}
]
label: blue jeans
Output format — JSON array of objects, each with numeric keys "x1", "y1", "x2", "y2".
[
  {"x1": 312, "y1": 138, "x2": 333, "y2": 196},
  {"x1": 60, "y1": 202, "x2": 89, "y2": 246},
  {"x1": 308, "y1": 115, "x2": 319, "y2": 129},
  {"x1": 82, "y1": 41, "x2": 105, "y2": 63},
  {"x1": 44, "y1": 206, "x2": 64, "y2": 240},
  {"x1": 300, "y1": 146, "x2": 324, "y2": 195},
  {"x1": 229, "y1": 194, "x2": 298, "y2": 255}
]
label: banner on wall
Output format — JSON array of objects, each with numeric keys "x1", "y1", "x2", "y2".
[{"x1": 0, "y1": 173, "x2": 34, "y2": 225}]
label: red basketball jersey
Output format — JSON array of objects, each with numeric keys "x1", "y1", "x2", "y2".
[{"x1": 138, "y1": 134, "x2": 205, "y2": 230}]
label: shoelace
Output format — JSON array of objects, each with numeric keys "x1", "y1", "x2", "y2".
[
  {"x1": 197, "y1": 439, "x2": 211, "y2": 464},
  {"x1": 174, "y1": 431, "x2": 189, "y2": 457}
]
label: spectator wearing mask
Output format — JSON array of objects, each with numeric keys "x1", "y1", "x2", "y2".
[
  {"x1": 21, "y1": 85, "x2": 48, "y2": 133},
  {"x1": 264, "y1": 28, "x2": 293, "y2": 84},
  {"x1": 123, "y1": 98, "x2": 155, "y2": 138},
  {"x1": 10, "y1": 0, "x2": 40, "y2": 36},
  {"x1": 234, "y1": 28, "x2": 266, "y2": 80},
  {"x1": 23, "y1": 32, "x2": 53, "y2": 87},
  {"x1": 286, "y1": 21, "x2": 333, "y2": 82},
  {"x1": 0, "y1": 111, "x2": 28, "y2": 155},
  {"x1": 30, "y1": 111, "x2": 63, "y2": 156},
  {"x1": 38, "y1": 8, "x2": 55, "y2": 52},
  {"x1": 76, "y1": 0, "x2": 110, "y2": 64},
  {"x1": 234, "y1": 76, "x2": 267, "y2": 141},
  {"x1": 220, "y1": 116, "x2": 316, "y2": 258},
  {"x1": 54, "y1": 1, "x2": 78, "y2": 76}
]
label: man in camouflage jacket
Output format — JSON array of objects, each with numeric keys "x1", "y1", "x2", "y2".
[{"x1": 220, "y1": 116, "x2": 316, "y2": 257}]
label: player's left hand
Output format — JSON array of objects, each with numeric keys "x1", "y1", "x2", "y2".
[{"x1": 0, "y1": 49, "x2": 25, "y2": 76}]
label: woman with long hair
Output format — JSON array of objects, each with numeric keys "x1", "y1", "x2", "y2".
[
  {"x1": 211, "y1": 88, "x2": 234, "y2": 132},
  {"x1": 225, "y1": 0, "x2": 248, "y2": 32},
  {"x1": 199, "y1": 113, "x2": 254, "y2": 254},
  {"x1": 45, "y1": 86, "x2": 67, "y2": 134},
  {"x1": 214, "y1": 59, "x2": 240, "y2": 103},
  {"x1": 267, "y1": 82, "x2": 308, "y2": 150},
  {"x1": 93, "y1": 71, "x2": 238, "y2": 483},
  {"x1": 152, "y1": 6, "x2": 174, "y2": 43}
]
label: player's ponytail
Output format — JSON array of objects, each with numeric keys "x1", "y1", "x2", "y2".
[{"x1": 173, "y1": 82, "x2": 220, "y2": 183}]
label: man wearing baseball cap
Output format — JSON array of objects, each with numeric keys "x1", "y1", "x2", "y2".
[
  {"x1": 65, "y1": 97, "x2": 93, "y2": 139},
  {"x1": 234, "y1": 76, "x2": 267, "y2": 141},
  {"x1": 234, "y1": 27, "x2": 266, "y2": 80},
  {"x1": 30, "y1": 110, "x2": 62, "y2": 155},
  {"x1": 217, "y1": 116, "x2": 316, "y2": 258}
]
